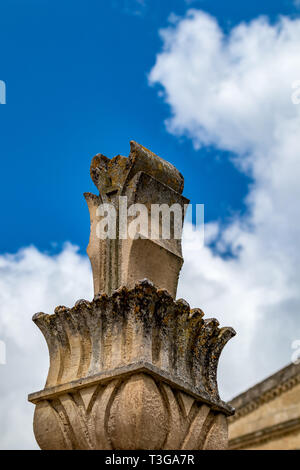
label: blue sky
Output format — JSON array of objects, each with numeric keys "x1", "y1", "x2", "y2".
[
  {"x1": 1, "y1": 0, "x2": 300, "y2": 449},
  {"x1": 2, "y1": 0, "x2": 295, "y2": 254}
]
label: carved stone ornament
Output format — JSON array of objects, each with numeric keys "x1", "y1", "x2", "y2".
[
  {"x1": 84, "y1": 140, "x2": 189, "y2": 298},
  {"x1": 29, "y1": 142, "x2": 236, "y2": 450}
]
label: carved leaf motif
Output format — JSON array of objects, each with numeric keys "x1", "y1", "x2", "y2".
[
  {"x1": 34, "y1": 401, "x2": 69, "y2": 450},
  {"x1": 32, "y1": 280, "x2": 235, "y2": 408},
  {"x1": 33, "y1": 374, "x2": 228, "y2": 450},
  {"x1": 108, "y1": 374, "x2": 168, "y2": 450}
]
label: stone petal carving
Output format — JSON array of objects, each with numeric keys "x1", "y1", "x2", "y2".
[
  {"x1": 108, "y1": 374, "x2": 168, "y2": 450},
  {"x1": 31, "y1": 280, "x2": 235, "y2": 407},
  {"x1": 29, "y1": 280, "x2": 235, "y2": 450},
  {"x1": 33, "y1": 373, "x2": 229, "y2": 450}
]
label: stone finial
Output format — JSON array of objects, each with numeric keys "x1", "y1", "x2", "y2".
[
  {"x1": 84, "y1": 141, "x2": 189, "y2": 298},
  {"x1": 29, "y1": 142, "x2": 236, "y2": 450}
]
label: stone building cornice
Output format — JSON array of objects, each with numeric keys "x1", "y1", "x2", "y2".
[
  {"x1": 229, "y1": 417, "x2": 300, "y2": 449},
  {"x1": 229, "y1": 362, "x2": 300, "y2": 423}
]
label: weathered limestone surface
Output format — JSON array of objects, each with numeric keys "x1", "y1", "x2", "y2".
[
  {"x1": 84, "y1": 141, "x2": 189, "y2": 298},
  {"x1": 228, "y1": 362, "x2": 300, "y2": 450},
  {"x1": 29, "y1": 142, "x2": 236, "y2": 450},
  {"x1": 29, "y1": 280, "x2": 234, "y2": 450},
  {"x1": 32, "y1": 373, "x2": 228, "y2": 451}
]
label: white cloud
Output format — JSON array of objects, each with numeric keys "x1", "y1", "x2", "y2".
[
  {"x1": 150, "y1": 10, "x2": 300, "y2": 398},
  {"x1": 0, "y1": 244, "x2": 93, "y2": 449}
]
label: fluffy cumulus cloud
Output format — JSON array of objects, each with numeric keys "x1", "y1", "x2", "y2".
[
  {"x1": 0, "y1": 245, "x2": 93, "y2": 449},
  {"x1": 150, "y1": 10, "x2": 300, "y2": 398}
]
